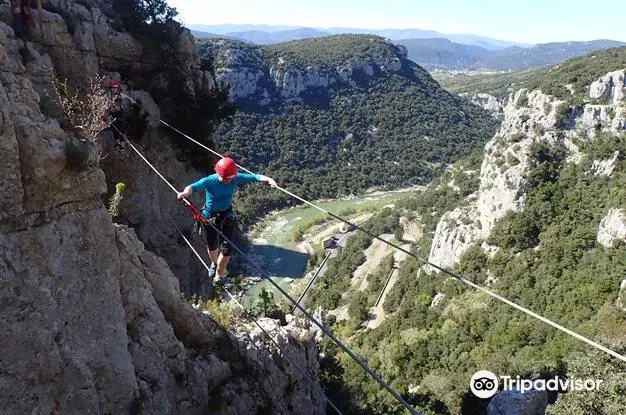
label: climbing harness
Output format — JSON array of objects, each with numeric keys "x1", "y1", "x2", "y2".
[{"x1": 179, "y1": 196, "x2": 206, "y2": 224}]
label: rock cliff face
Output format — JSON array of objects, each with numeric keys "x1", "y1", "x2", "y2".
[
  {"x1": 201, "y1": 36, "x2": 407, "y2": 105},
  {"x1": 461, "y1": 92, "x2": 503, "y2": 119},
  {"x1": 486, "y1": 388, "x2": 548, "y2": 415},
  {"x1": 428, "y1": 68, "x2": 626, "y2": 271},
  {"x1": 618, "y1": 279, "x2": 626, "y2": 312},
  {"x1": 597, "y1": 208, "x2": 626, "y2": 247},
  {"x1": 0, "y1": 2, "x2": 323, "y2": 413},
  {"x1": 428, "y1": 89, "x2": 562, "y2": 269},
  {"x1": 589, "y1": 69, "x2": 626, "y2": 103}
]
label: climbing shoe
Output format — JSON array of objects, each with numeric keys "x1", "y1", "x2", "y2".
[
  {"x1": 213, "y1": 275, "x2": 232, "y2": 289},
  {"x1": 207, "y1": 264, "x2": 216, "y2": 279}
]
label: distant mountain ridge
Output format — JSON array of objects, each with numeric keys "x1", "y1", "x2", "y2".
[
  {"x1": 188, "y1": 24, "x2": 624, "y2": 72},
  {"x1": 188, "y1": 23, "x2": 531, "y2": 50},
  {"x1": 225, "y1": 28, "x2": 331, "y2": 44},
  {"x1": 398, "y1": 38, "x2": 625, "y2": 71}
]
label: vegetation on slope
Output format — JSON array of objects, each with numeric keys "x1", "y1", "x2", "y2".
[
  {"x1": 436, "y1": 46, "x2": 626, "y2": 103},
  {"x1": 197, "y1": 35, "x2": 498, "y2": 226},
  {"x1": 310, "y1": 132, "x2": 626, "y2": 414},
  {"x1": 527, "y1": 46, "x2": 626, "y2": 100},
  {"x1": 263, "y1": 35, "x2": 398, "y2": 68},
  {"x1": 435, "y1": 67, "x2": 547, "y2": 99}
]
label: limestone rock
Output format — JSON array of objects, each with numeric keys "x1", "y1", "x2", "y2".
[
  {"x1": 28, "y1": 9, "x2": 100, "y2": 78},
  {"x1": 92, "y1": 7, "x2": 143, "y2": 64},
  {"x1": 98, "y1": 127, "x2": 209, "y2": 293},
  {"x1": 590, "y1": 151, "x2": 620, "y2": 177},
  {"x1": 0, "y1": 74, "x2": 24, "y2": 220},
  {"x1": 212, "y1": 44, "x2": 269, "y2": 102},
  {"x1": 470, "y1": 93, "x2": 503, "y2": 118},
  {"x1": 597, "y1": 208, "x2": 626, "y2": 247},
  {"x1": 430, "y1": 293, "x2": 445, "y2": 308},
  {"x1": 427, "y1": 77, "x2": 626, "y2": 269},
  {"x1": 580, "y1": 104, "x2": 625, "y2": 134},
  {"x1": 115, "y1": 225, "x2": 221, "y2": 349},
  {"x1": 273, "y1": 66, "x2": 338, "y2": 100},
  {"x1": 125, "y1": 89, "x2": 161, "y2": 127},
  {"x1": 617, "y1": 279, "x2": 626, "y2": 312},
  {"x1": 0, "y1": 3, "x2": 324, "y2": 412},
  {"x1": 0, "y1": 209, "x2": 138, "y2": 414},
  {"x1": 20, "y1": 41, "x2": 55, "y2": 82},
  {"x1": 0, "y1": 26, "x2": 105, "y2": 215},
  {"x1": 428, "y1": 204, "x2": 482, "y2": 269},
  {"x1": 205, "y1": 37, "x2": 406, "y2": 105},
  {"x1": 486, "y1": 388, "x2": 548, "y2": 415},
  {"x1": 232, "y1": 317, "x2": 325, "y2": 414},
  {"x1": 428, "y1": 89, "x2": 560, "y2": 269},
  {"x1": 194, "y1": 68, "x2": 216, "y2": 94},
  {"x1": 589, "y1": 69, "x2": 626, "y2": 104}
]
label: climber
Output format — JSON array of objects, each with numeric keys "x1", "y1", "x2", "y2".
[
  {"x1": 176, "y1": 157, "x2": 277, "y2": 285},
  {"x1": 105, "y1": 80, "x2": 126, "y2": 151},
  {"x1": 105, "y1": 79, "x2": 138, "y2": 151},
  {"x1": 106, "y1": 79, "x2": 137, "y2": 108},
  {"x1": 9, "y1": 0, "x2": 45, "y2": 37}
]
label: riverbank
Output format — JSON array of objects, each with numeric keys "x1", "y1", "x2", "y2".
[{"x1": 243, "y1": 186, "x2": 423, "y2": 305}]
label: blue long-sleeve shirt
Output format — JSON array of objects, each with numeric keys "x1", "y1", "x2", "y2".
[{"x1": 190, "y1": 172, "x2": 261, "y2": 217}]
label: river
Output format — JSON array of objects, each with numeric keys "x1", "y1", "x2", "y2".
[{"x1": 242, "y1": 187, "x2": 421, "y2": 306}]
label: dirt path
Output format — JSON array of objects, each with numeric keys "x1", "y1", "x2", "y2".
[
  {"x1": 353, "y1": 234, "x2": 394, "y2": 291},
  {"x1": 328, "y1": 304, "x2": 350, "y2": 321},
  {"x1": 364, "y1": 242, "x2": 412, "y2": 329},
  {"x1": 296, "y1": 213, "x2": 373, "y2": 254}
]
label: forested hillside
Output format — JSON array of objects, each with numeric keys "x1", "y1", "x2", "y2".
[
  {"x1": 197, "y1": 35, "x2": 498, "y2": 225},
  {"x1": 303, "y1": 48, "x2": 626, "y2": 414},
  {"x1": 437, "y1": 46, "x2": 626, "y2": 101}
]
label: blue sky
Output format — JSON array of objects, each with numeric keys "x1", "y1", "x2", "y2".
[{"x1": 166, "y1": 0, "x2": 626, "y2": 44}]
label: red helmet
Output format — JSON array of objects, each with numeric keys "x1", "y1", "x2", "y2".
[
  {"x1": 215, "y1": 157, "x2": 237, "y2": 179},
  {"x1": 110, "y1": 80, "x2": 120, "y2": 88}
]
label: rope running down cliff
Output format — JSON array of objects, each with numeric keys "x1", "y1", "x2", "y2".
[
  {"x1": 173, "y1": 224, "x2": 344, "y2": 415},
  {"x1": 113, "y1": 124, "x2": 420, "y2": 415},
  {"x1": 157, "y1": 120, "x2": 626, "y2": 365}
]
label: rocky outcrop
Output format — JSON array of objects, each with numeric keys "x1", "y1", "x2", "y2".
[
  {"x1": 271, "y1": 65, "x2": 339, "y2": 99},
  {"x1": 590, "y1": 151, "x2": 620, "y2": 177},
  {"x1": 579, "y1": 69, "x2": 626, "y2": 136},
  {"x1": 580, "y1": 105, "x2": 626, "y2": 133},
  {"x1": 211, "y1": 44, "x2": 271, "y2": 103},
  {"x1": 589, "y1": 69, "x2": 626, "y2": 103},
  {"x1": 617, "y1": 279, "x2": 626, "y2": 312},
  {"x1": 0, "y1": 216, "x2": 324, "y2": 413},
  {"x1": 0, "y1": 208, "x2": 136, "y2": 414},
  {"x1": 232, "y1": 316, "x2": 325, "y2": 414},
  {"x1": 203, "y1": 36, "x2": 407, "y2": 105},
  {"x1": 597, "y1": 208, "x2": 626, "y2": 247},
  {"x1": 468, "y1": 92, "x2": 503, "y2": 118},
  {"x1": 117, "y1": 226, "x2": 325, "y2": 414},
  {"x1": 428, "y1": 89, "x2": 559, "y2": 268},
  {"x1": 0, "y1": 4, "x2": 323, "y2": 413},
  {"x1": 428, "y1": 198, "x2": 482, "y2": 269},
  {"x1": 0, "y1": 1, "x2": 213, "y2": 293},
  {"x1": 428, "y1": 66, "x2": 626, "y2": 270},
  {"x1": 430, "y1": 292, "x2": 445, "y2": 308},
  {"x1": 486, "y1": 388, "x2": 548, "y2": 415}
]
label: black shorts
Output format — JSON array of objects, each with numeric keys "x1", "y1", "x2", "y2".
[{"x1": 205, "y1": 209, "x2": 237, "y2": 256}]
